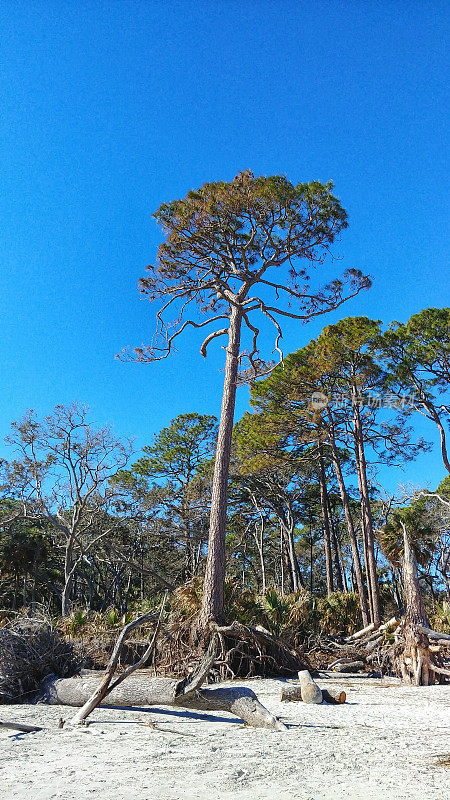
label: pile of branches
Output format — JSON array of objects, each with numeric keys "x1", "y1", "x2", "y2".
[
  {"x1": 0, "y1": 616, "x2": 81, "y2": 704},
  {"x1": 322, "y1": 617, "x2": 450, "y2": 684}
]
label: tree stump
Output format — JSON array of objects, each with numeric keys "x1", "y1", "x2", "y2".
[{"x1": 297, "y1": 670, "x2": 322, "y2": 704}]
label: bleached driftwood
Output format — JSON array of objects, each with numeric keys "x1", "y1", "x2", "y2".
[
  {"x1": 69, "y1": 596, "x2": 167, "y2": 725},
  {"x1": 297, "y1": 670, "x2": 322, "y2": 704},
  {"x1": 346, "y1": 622, "x2": 375, "y2": 641},
  {"x1": 0, "y1": 721, "x2": 42, "y2": 733},
  {"x1": 328, "y1": 659, "x2": 364, "y2": 673},
  {"x1": 40, "y1": 672, "x2": 287, "y2": 730},
  {"x1": 280, "y1": 683, "x2": 345, "y2": 704},
  {"x1": 280, "y1": 684, "x2": 303, "y2": 702}
]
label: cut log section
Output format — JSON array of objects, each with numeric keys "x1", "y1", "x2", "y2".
[
  {"x1": 280, "y1": 683, "x2": 346, "y2": 704},
  {"x1": 321, "y1": 688, "x2": 346, "y2": 705},
  {"x1": 297, "y1": 670, "x2": 322, "y2": 704},
  {"x1": 39, "y1": 672, "x2": 287, "y2": 731},
  {"x1": 280, "y1": 684, "x2": 302, "y2": 702}
]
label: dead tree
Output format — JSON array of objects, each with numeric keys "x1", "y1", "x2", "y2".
[
  {"x1": 40, "y1": 672, "x2": 287, "y2": 730},
  {"x1": 69, "y1": 597, "x2": 167, "y2": 725}
]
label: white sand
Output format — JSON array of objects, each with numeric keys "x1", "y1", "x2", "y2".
[{"x1": 1, "y1": 677, "x2": 449, "y2": 800}]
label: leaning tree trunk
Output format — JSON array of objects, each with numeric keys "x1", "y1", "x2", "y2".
[
  {"x1": 199, "y1": 307, "x2": 242, "y2": 628},
  {"x1": 424, "y1": 399, "x2": 450, "y2": 474}
]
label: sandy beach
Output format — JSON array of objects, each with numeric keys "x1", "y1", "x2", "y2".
[{"x1": 1, "y1": 677, "x2": 449, "y2": 800}]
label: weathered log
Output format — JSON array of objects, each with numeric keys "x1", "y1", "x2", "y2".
[
  {"x1": 331, "y1": 660, "x2": 364, "y2": 673},
  {"x1": 39, "y1": 672, "x2": 287, "y2": 730},
  {"x1": 280, "y1": 684, "x2": 303, "y2": 702},
  {"x1": 0, "y1": 720, "x2": 42, "y2": 733},
  {"x1": 297, "y1": 670, "x2": 322, "y2": 704},
  {"x1": 346, "y1": 622, "x2": 375, "y2": 641},
  {"x1": 365, "y1": 635, "x2": 383, "y2": 653},
  {"x1": 280, "y1": 683, "x2": 346, "y2": 704},
  {"x1": 418, "y1": 626, "x2": 450, "y2": 642},
  {"x1": 346, "y1": 617, "x2": 398, "y2": 644},
  {"x1": 321, "y1": 688, "x2": 346, "y2": 704},
  {"x1": 366, "y1": 618, "x2": 398, "y2": 640}
]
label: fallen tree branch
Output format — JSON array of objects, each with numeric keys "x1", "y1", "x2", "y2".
[{"x1": 69, "y1": 595, "x2": 167, "y2": 725}]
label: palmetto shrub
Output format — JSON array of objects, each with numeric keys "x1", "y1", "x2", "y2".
[{"x1": 317, "y1": 591, "x2": 362, "y2": 636}]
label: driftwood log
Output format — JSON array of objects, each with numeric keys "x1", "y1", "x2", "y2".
[
  {"x1": 321, "y1": 688, "x2": 346, "y2": 704},
  {"x1": 297, "y1": 670, "x2": 322, "y2": 704},
  {"x1": 40, "y1": 672, "x2": 287, "y2": 730},
  {"x1": 328, "y1": 659, "x2": 365, "y2": 673},
  {"x1": 0, "y1": 720, "x2": 42, "y2": 733},
  {"x1": 280, "y1": 683, "x2": 346, "y2": 704}
]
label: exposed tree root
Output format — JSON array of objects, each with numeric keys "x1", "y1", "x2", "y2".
[{"x1": 214, "y1": 621, "x2": 311, "y2": 679}]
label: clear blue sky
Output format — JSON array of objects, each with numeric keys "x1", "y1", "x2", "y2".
[{"x1": 0, "y1": 1, "x2": 448, "y2": 492}]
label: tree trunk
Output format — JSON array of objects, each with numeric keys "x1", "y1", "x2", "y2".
[
  {"x1": 255, "y1": 515, "x2": 266, "y2": 594},
  {"x1": 318, "y1": 446, "x2": 333, "y2": 596},
  {"x1": 62, "y1": 540, "x2": 75, "y2": 617},
  {"x1": 397, "y1": 524, "x2": 436, "y2": 686},
  {"x1": 297, "y1": 670, "x2": 323, "y2": 703},
  {"x1": 327, "y1": 417, "x2": 369, "y2": 625},
  {"x1": 199, "y1": 307, "x2": 242, "y2": 627},
  {"x1": 402, "y1": 524, "x2": 430, "y2": 629},
  {"x1": 424, "y1": 399, "x2": 450, "y2": 474},
  {"x1": 281, "y1": 517, "x2": 302, "y2": 592},
  {"x1": 351, "y1": 396, "x2": 380, "y2": 626},
  {"x1": 309, "y1": 515, "x2": 314, "y2": 594},
  {"x1": 40, "y1": 673, "x2": 286, "y2": 730},
  {"x1": 328, "y1": 500, "x2": 344, "y2": 591},
  {"x1": 337, "y1": 537, "x2": 349, "y2": 592}
]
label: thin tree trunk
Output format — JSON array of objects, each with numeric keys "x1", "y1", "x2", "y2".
[
  {"x1": 280, "y1": 522, "x2": 285, "y2": 595},
  {"x1": 282, "y1": 517, "x2": 302, "y2": 592},
  {"x1": 351, "y1": 395, "x2": 380, "y2": 626},
  {"x1": 256, "y1": 515, "x2": 266, "y2": 594},
  {"x1": 318, "y1": 446, "x2": 333, "y2": 596},
  {"x1": 199, "y1": 307, "x2": 242, "y2": 627},
  {"x1": 337, "y1": 536, "x2": 349, "y2": 592},
  {"x1": 327, "y1": 417, "x2": 369, "y2": 625},
  {"x1": 425, "y1": 400, "x2": 450, "y2": 474},
  {"x1": 62, "y1": 538, "x2": 75, "y2": 616},
  {"x1": 328, "y1": 499, "x2": 344, "y2": 591}
]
